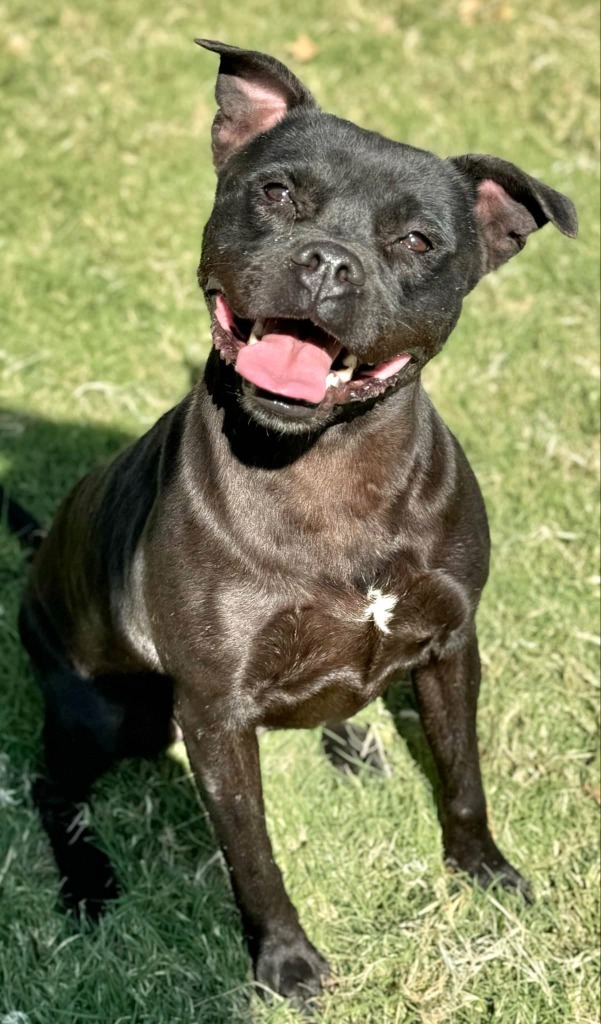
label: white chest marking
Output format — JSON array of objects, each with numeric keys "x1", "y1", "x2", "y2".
[{"x1": 364, "y1": 587, "x2": 397, "y2": 634}]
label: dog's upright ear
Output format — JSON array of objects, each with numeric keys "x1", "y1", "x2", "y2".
[
  {"x1": 196, "y1": 39, "x2": 316, "y2": 170},
  {"x1": 449, "y1": 154, "x2": 578, "y2": 274}
]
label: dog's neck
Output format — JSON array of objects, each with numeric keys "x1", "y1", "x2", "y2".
[{"x1": 186, "y1": 354, "x2": 436, "y2": 581}]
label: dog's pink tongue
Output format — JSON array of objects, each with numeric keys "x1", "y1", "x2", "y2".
[{"x1": 236, "y1": 333, "x2": 333, "y2": 404}]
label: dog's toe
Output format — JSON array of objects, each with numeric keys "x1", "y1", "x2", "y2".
[
  {"x1": 255, "y1": 932, "x2": 331, "y2": 1014},
  {"x1": 446, "y1": 848, "x2": 533, "y2": 903}
]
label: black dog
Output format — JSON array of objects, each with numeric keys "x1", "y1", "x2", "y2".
[{"x1": 6, "y1": 40, "x2": 577, "y2": 1013}]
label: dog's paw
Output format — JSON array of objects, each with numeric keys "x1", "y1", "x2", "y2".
[
  {"x1": 255, "y1": 931, "x2": 331, "y2": 1014},
  {"x1": 32, "y1": 777, "x2": 121, "y2": 922},
  {"x1": 60, "y1": 846, "x2": 121, "y2": 923},
  {"x1": 445, "y1": 843, "x2": 533, "y2": 902},
  {"x1": 321, "y1": 722, "x2": 389, "y2": 776}
]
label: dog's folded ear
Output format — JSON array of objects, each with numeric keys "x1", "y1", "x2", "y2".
[
  {"x1": 449, "y1": 154, "x2": 578, "y2": 274},
  {"x1": 196, "y1": 39, "x2": 316, "y2": 169}
]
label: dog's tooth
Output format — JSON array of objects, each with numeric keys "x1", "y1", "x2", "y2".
[
  {"x1": 330, "y1": 353, "x2": 357, "y2": 384},
  {"x1": 252, "y1": 318, "x2": 265, "y2": 338},
  {"x1": 248, "y1": 334, "x2": 260, "y2": 346},
  {"x1": 329, "y1": 355, "x2": 357, "y2": 385},
  {"x1": 336, "y1": 364, "x2": 354, "y2": 383},
  {"x1": 326, "y1": 372, "x2": 340, "y2": 388}
]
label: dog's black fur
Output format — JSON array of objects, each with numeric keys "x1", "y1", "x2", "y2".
[{"x1": 4, "y1": 41, "x2": 577, "y2": 1013}]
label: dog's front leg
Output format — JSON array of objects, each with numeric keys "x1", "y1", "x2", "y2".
[
  {"x1": 412, "y1": 631, "x2": 530, "y2": 896},
  {"x1": 177, "y1": 699, "x2": 330, "y2": 1010}
]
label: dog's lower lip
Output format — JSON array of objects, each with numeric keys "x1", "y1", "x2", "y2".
[{"x1": 245, "y1": 384, "x2": 321, "y2": 419}]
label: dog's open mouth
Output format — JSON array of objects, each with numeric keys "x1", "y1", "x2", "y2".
[{"x1": 210, "y1": 295, "x2": 417, "y2": 409}]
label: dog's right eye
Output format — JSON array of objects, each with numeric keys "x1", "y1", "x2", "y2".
[{"x1": 263, "y1": 183, "x2": 292, "y2": 204}]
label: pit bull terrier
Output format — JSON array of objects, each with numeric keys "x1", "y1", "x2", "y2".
[{"x1": 8, "y1": 39, "x2": 577, "y2": 1013}]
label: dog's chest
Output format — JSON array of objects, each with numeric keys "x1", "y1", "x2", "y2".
[{"x1": 229, "y1": 575, "x2": 454, "y2": 729}]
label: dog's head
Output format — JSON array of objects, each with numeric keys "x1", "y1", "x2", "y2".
[{"x1": 197, "y1": 40, "x2": 577, "y2": 433}]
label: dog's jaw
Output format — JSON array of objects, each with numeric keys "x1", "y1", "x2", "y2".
[{"x1": 208, "y1": 292, "x2": 421, "y2": 422}]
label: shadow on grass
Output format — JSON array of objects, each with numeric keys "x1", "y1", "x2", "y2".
[{"x1": 0, "y1": 404, "x2": 253, "y2": 1023}]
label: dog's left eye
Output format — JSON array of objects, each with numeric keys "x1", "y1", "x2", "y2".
[
  {"x1": 263, "y1": 183, "x2": 292, "y2": 204},
  {"x1": 398, "y1": 232, "x2": 431, "y2": 253}
]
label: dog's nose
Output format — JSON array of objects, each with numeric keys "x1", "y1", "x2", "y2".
[{"x1": 291, "y1": 241, "x2": 366, "y2": 300}]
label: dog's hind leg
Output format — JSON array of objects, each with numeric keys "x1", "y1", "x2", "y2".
[
  {"x1": 33, "y1": 670, "x2": 123, "y2": 920},
  {"x1": 34, "y1": 669, "x2": 174, "y2": 919}
]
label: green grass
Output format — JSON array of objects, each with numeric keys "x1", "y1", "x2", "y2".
[{"x1": 0, "y1": 1, "x2": 599, "y2": 1021}]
